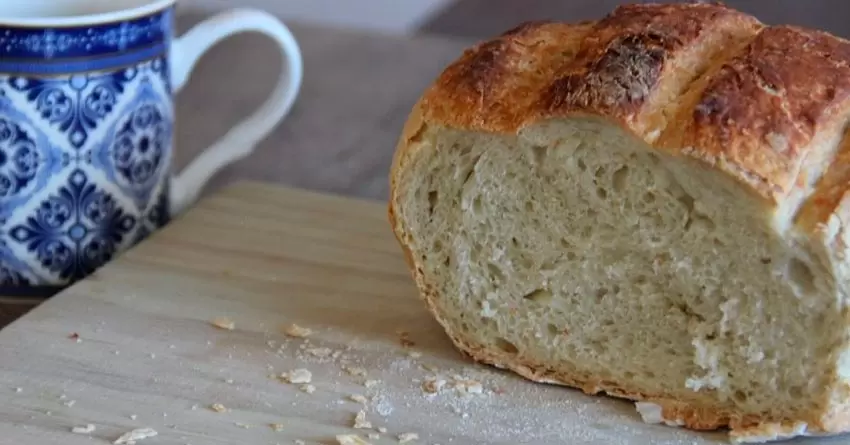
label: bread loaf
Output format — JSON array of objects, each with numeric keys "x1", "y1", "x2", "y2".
[{"x1": 388, "y1": 2, "x2": 850, "y2": 443}]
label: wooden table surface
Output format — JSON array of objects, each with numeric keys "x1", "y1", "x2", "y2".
[
  {"x1": 0, "y1": 13, "x2": 473, "y2": 327},
  {"x1": 0, "y1": 181, "x2": 738, "y2": 445}
]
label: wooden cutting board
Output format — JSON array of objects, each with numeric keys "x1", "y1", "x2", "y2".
[{"x1": 0, "y1": 182, "x2": 809, "y2": 445}]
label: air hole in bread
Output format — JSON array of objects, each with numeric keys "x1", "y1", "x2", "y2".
[
  {"x1": 487, "y1": 263, "x2": 505, "y2": 282},
  {"x1": 761, "y1": 257, "x2": 772, "y2": 265},
  {"x1": 530, "y1": 145, "x2": 547, "y2": 165},
  {"x1": 789, "y1": 385, "x2": 804, "y2": 399},
  {"x1": 495, "y1": 337, "x2": 519, "y2": 354},
  {"x1": 577, "y1": 158, "x2": 587, "y2": 171},
  {"x1": 689, "y1": 214, "x2": 716, "y2": 233},
  {"x1": 733, "y1": 390, "x2": 749, "y2": 403},
  {"x1": 523, "y1": 288, "x2": 553, "y2": 304},
  {"x1": 787, "y1": 258, "x2": 816, "y2": 296},
  {"x1": 673, "y1": 301, "x2": 705, "y2": 323},
  {"x1": 588, "y1": 339, "x2": 605, "y2": 354},
  {"x1": 595, "y1": 288, "x2": 609, "y2": 300},
  {"x1": 596, "y1": 187, "x2": 608, "y2": 200},
  {"x1": 471, "y1": 195, "x2": 483, "y2": 215},
  {"x1": 678, "y1": 193, "x2": 697, "y2": 231},
  {"x1": 547, "y1": 323, "x2": 561, "y2": 336},
  {"x1": 428, "y1": 191, "x2": 438, "y2": 216},
  {"x1": 593, "y1": 166, "x2": 606, "y2": 179},
  {"x1": 461, "y1": 168, "x2": 474, "y2": 186},
  {"x1": 612, "y1": 166, "x2": 629, "y2": 192}
]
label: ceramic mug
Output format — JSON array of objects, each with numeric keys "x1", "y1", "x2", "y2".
[{"x1": 0, "y1": 0, "x2": 303, "y2": 299}]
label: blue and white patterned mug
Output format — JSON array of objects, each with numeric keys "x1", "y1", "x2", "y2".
[{"x1": 0, "y1": 0, "x2": 303, "y2": 300}]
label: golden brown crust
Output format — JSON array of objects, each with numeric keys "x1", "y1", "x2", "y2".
[
  {"x1": 388, "y1": 1, "x2": 850, "y2": 441},
  {"x1": 540, "y1": 3, "x2": 762, "y2": 139},
  {"x1": 662, "y1": 25, "x2": 850, "y2": 200},
  {"x1": 419, "y1": 21, "x2": 593, "y2": 134}
]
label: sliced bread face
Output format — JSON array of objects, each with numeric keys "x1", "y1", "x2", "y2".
[{"x1": 389, "y1": 3, "x2": 850, "y2": 443}]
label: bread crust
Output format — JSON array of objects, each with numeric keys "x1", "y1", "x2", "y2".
[
  {"x1": 659, "y1": 25, "x2": 850, "y2": 201},
  {"x1": 388, "y1": 2, "x2": 850, "y2": 441}
]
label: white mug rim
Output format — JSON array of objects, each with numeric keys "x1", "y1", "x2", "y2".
[{"x1": 0, "y1": 0, "x2": 174, "y2": 27}]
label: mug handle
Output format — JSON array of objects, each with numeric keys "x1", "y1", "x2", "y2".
[{"x1": 167, "y1": 8, "x2": 304, "y2": 215}]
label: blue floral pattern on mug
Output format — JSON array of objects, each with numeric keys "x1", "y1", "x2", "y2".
[
  {"x1": 8, "y1": 69, "x2": 136, "y2": 148},
  {"x1": 0, "y1": 6, "x2": 174, "y2": 298},
  {"x1": 9, "y1": 169, "x2": 137, "y2": 281}
]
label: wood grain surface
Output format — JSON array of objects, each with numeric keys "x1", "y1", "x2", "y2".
[{"x1": 0, "y1": 182, "x2": 756, "y2": 445}]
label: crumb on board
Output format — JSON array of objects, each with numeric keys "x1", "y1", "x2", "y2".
[
  {"x1": 344, "y1": 366, "x2": 367, "y2": 377},
  {"x1": 281, "y1": 369, "x2": 312, "y2": 384},
  {"x1": 68, "y1": 332, "x2": 81, "y2": 342},
  {"x1": 235, "y1": 422, "x2": 252, "y2": 429},
  {"x1": 129, "y1": 414, "x2": 137, "y2": 420},
  {"x1": 407, "y1": 350, "x2": 422, "y2": 359},
  {"x1": 284, "y1": 324, "x2": 312, "y2": 338},
  {"x1": 368, "y1": 433, "x2": 380, "y2": 440},
  {"x1": 294, "y1": 440, "x2": 306, "y2": 445},
  {"x1": 305, "y1": 347, "x2": 333, "y2": 358},
  {"x1": 453, "y1": 378, "x2": 483, "y2": 395},
  {"x1": 270, "y1": 423, "x2": 285, "y2": 432},
  {"x1": 349, "y1": 394, "x2": 369, "y2": 404},
  {"x1": 353, "y1": 410, "x2": 372, "y2": 429},
  {"x1": 300, "y1": 384, "x2": 316, "y2": 394},
  {"x1": 336, "y1": 434, "x2": 373, "y2": 445},
  {"x1": 63, "y1": 400, "x2": 76, "y2": 407},
  {"x1": 71, "y1": 424, "x2": 95, "y2": 434},
  {"x1": 113, "y1": 427, "x2": 158, "y2": 444},
  {"x1": 378, "y1": 427, "x2": 388, "y2": 434},
  {"x1": 398, "y1": 432, "x2": 419, "y2": 443},
  {"x1": 14, "y1": 387, "x2": 22, "y2": 393},
  {"x1": 364, "y1": 379, "x2": 380, "y2": 389},
  {"x1": 210, "y1": 403, "x2": 228, "y2": 413},
  {"x1": 422, "y1": 378, "x2": 446, "y2": 394},
  {"x1": 210, "y1": 317, "x2": 235, "y2": 330}
]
